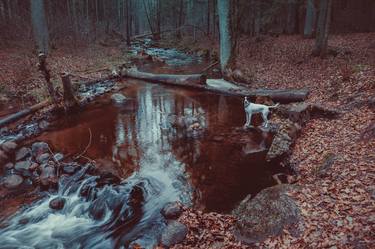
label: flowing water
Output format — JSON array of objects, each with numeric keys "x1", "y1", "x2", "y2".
[{"x1": 0, "y1": 46, "x2": 286, "y2": 248}]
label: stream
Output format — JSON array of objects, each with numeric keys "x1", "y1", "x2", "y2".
[{"x1": 0, "y1": 44, "x2": 286, "y2": 248}]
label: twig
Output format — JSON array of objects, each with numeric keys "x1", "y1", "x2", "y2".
[
  {"x1": 201, "y1": 61, "x2": 219, "y2": 73},
  {"x1": 47, "y1": 144, "x2": 62, "y2": 178},
  {"x1": 74, "y1": 128, "x2": 92, "y2": 160}
]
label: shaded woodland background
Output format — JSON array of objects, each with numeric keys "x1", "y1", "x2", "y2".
[{"x1": 0, "y1": 0, "x2": 374, "y2": 51}]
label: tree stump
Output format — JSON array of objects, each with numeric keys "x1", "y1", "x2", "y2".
[
  {"x1": 38, "y1": 53, "x2": 59, "y2": 106},
  {"x1": 61, "y1": 73, "x2": 80, "y2": 112}
]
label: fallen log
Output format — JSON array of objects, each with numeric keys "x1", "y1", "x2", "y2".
[
  {"x1": 0, "y1": 100, "x2": 50, "y2": 128},
  {"x1": 206, "y1": 79, "x2": 309, "y2": 103},
  {"x1": 120, "y1": 69, "x2": 309, "y2": 103},
  {"x1": 121, "y1": 68, "x2": 207, "y2": 86}
]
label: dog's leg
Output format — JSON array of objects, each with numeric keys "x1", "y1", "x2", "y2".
[
  {"x1": 261, "y1": 110, "x2": 269, "y2": 127},
  {"x1": 247, "y1": 112, "x2": 252, "y2": 127},
  {"x1": 244, "y1": 111, "x2": 249, "y2": 127}
]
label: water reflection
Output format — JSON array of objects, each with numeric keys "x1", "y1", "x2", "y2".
[{"x1": 38, "y1": 81, "x2": 281, "y2": 213}]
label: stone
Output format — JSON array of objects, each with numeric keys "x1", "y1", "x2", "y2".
[
  {"x1": 161, "y1": 202, "x2": 183, "y2": 220},
  {"x1": 161, "y1": 221, "x2": 188, "y2": 247},
  {"x1": 29, "y1": 163, "x2": 39, "y2": 171},
  {"x1": 38, "y1": 120, "x2": 50, "y2": 130},
  {"x1": 233, "y1": 184, "x2": 300, "y2": 244},
  {"x1": 39, "y1": 163, "x2": 57, "y2": 189},
  {"x1": 53, "y1": 153, "x2": 64, "y2": 162},
  {"x1": 4, "y1": 162, "x2": 14, "y2": 170},
  {"x1": 266, "y1": 120, "x2": 299, "y2": 161},
  {"x1": 15, "y1": 147, "x2": 31, "y2": 161},
  {"x1": 62, "y1": 163, "x2": 80, "y2": 174},
  {"x1": 14, "y1": 160, "x2": 31, "y2": 172},
  {"x1": 1, "y1": 141, "x2": 17, "y2": 154},
  {"x1": 111, "y1": 93, "x2": 127, "y2": 105},
  {"x1": 0, "y1": 150, "x2": 9, "y2": 165},
  {"x1": 31, "y1": 142, "x2": 50, "y2": 157},
  {"x1": 49, "y1": 197, "x2": 66, "y2": 210},
  {"x1": 37, "y1": 153, "x2": 50, "y2": 163},
  {"x1": 3, "y1": 174, "x2": 23, "y2": 189}
]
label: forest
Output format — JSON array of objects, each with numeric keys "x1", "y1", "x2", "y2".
[{"x1": 0, "y1": 0, "x2": 374, "y2": 248}]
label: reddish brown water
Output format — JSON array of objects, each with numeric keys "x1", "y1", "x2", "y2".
[{"x1": 37, "y1": 79, "x2": 281, "y2": 213}]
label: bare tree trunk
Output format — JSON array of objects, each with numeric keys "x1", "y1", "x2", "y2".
[
  {"x1": 125, "y1": 0, "x2": 131, "y2": 45},
  {"x1": 286, "y1": 0, "x2": 298, "y2": 34},
  {"x1": 38, "y1": 53, "x2": 59, "y2": 106},
  {"x1": 218, "y1": 0, "x2": 236, "y2": 72},
  {"x1": 31, "y1": 0, "x2": 49, "y2": 54},
  {"x1": 313, "y1": 0, "x2": 333, "y2": 57},
  {"x1": 176, "y1": 0, "x2": 184, "y2": 39},
  {"x1": 304, "y1": 0, "x2": 316, "y2": 38},
  {"x1": 207, "y1": 0, "x2": 210, "y2": 35}
]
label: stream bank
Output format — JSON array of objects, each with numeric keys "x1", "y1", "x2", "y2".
[{"x1": 0, "y1": 42, "x2": 301, "y2": 248}]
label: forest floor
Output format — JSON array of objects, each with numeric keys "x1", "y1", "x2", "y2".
[
  {"x1": 0, "y1": 33, "x2": 374, "y2": 248},
  {"x1": 169, "y1": 33, "x2": 375, "y2": 249},
  {"x1": 0, "y1": 43, "x2": 126, "y2": 115}
]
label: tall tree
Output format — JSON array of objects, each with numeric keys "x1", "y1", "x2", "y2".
[
  {"x1": 286, "y1": 0, "x2": 298, "y2": 34},
  {"x1": 31, "y1": 0, "x2": 49, "y2": 54},
  {"x1": 313, "y1": 0, "x2": 333, "y2": 57},
  {"x1": 304, "y1": 0, "x2": 316, "y2": 38},
  {"x1": 218, "y1": 0, "x2": 236, "y2": 72}
]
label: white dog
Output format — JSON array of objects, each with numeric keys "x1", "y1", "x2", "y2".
[{"x1": 244, "y1": 97, "x2": 279, "y2": 128}]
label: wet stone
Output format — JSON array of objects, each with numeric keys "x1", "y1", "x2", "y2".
[
  {"x1": 161, "y1": 220, "x2": 188, "y2": 247},
  {"x1": 39, "y1": 163, "x2": 57, "y2": 189},
  {"x1": 1, "y1": 141, "x2": 17, "y2": 154},
  {"x1": 38, "y1": 120, "x2": 50, "y2": 130},
  {"x1": 29, "y1": 163, "x2": 39, "y2": 171},
  {"x1": 15, "y1": 147, "x2": 31, "y2": 161},
  {"x1": 31, "y1": 142, "x2": 50, "y2": 157},
  {"x1": 111, "y1": 93, "x2": 127, "y2": 105},
  {"x1": 49, "y1": 197, "x2": 66, "y2": 210},
  {"x1": 3, "y1": 174, "x2": 23, "y2": 189},
  {"x1": 161, "y1": 202, "x2": 183, "y2": 220},
  {"x1": 0, "y1": 150, "x2": 9, "y2": 165},
  {"x1": 14, "y1": 160, "x2": 31, "y2": 172},
  {"x1": 53, "y1": 153, "x2": 64, "y2": 162},
  {"x1": 4, "y1": 162, "x2": 14, "y2": 170},
  {"x1": 18, "y1": 217, "x2": 29, "y2": 225},
  {"x1": 36, "y1": 153, "x2": 50, "y2": 164},
  {"x1": 62, "y1": 163, "x2": 79, "y2": 174}
]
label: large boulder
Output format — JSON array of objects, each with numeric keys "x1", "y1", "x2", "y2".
[
  {"x1": 161, "y1": 220, "x2": 188, "y2": 247},
  {"x1": 266, "y1": 120, "x2": 300, "y2": 161},
  {"x1": 233, "y1": 184, "x2": 300, "y2": 244}
]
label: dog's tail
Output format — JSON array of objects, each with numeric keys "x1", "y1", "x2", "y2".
[{"x1": 269, "y1": 103, "x2": 280, "y2": 109}]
